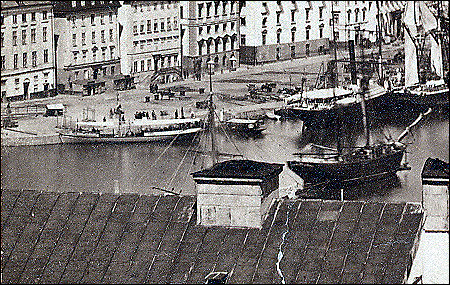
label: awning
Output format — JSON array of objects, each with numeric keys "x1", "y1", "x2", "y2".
[{"x1": 46, "y1": 103, "x2": 65, "y2": 110}]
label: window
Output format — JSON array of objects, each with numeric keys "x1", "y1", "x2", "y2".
[
  {"x1": 141, "y1": 60, "x2": 145, "y2": 72},
  {"x1": 140, "y1": 24, "x2": 144, "y2": 34},
  {"x1": 199, "y1": 27, "x2": 203, "y2": 35},
  {"x1": 291, "y1": 45, "x2": 295, "y2": 58},
  {"x1": 15, "y1": 78, "x2": 20, "y2": 89},
  {"x1": 207, "y1": 25, "x2": 211, "y2": 34},
  {"x1": 276, "y1": 12, "x2": 281, "y2": 25},
  {"x1": 72, "y1": 33, "x2": 77, "y2": 46},
  {"x1": 92, "y1": 31, "x2": 96, "y2": 43},
  {"x1": 133, "y1": 61, "x2": 137, "y2": 73},
  {"x1": 206, "y1": 2, "x2": 211, "y2": 17},
  {"x1": 102, "y1": 48, "x2": 106, "y2": 60},
  {"x1": 23, "y1": 53, "x2": 27, "y2": 68},
  {"x1": 44, "y1": 49, "x2": 48, "y2": 63},
  {"x1": 43, "y1": 27, "x2": 47, "y2": 42},
  {"x1": 13, "y1": 14, "x2": 17, "y2": 24},
  {"x1": 110, "y1": 47, "x2": 115, "y2": 59},
  {"x1": 31, "y1": 12, "x2": 36, "y2": 21},
  {"x1": 110, "y1": 29, "x2": 113, "y2": 42},
  {"x1": 198, "y1": 3, "x2": 203, "y2": 18},
  {"x1": 13, "y1": 31, "x2": 17, "y2": 46},
  {"x1": 101, "y1": 30, "x2": 105, "y2": 43},
  {"x1": 154, "y1": 20, "x2": 158, "y2": 32},
  {"x1": 31, "y1": 28, "x2": 36, "y2": 43},
  {"x1": 347, "y1": 10, "x2": 351, "y2": 22},
  {"x1": 43, "y1": 11, "x2": 48, "y2": 20},
  {"x1": 1, "y1": 55, "x2": 5, "y2": 70},
  {"x1": 306, "y1": 26, "x2": 310, "y2": 40},
  {"x1": 305, "y1": 9, "x2": 310, "y2": 21},
  {"x1": 223, "y1": 2, "x2": 227, "y2": 15},
  {"x1": 160, "y1": 18, "x2": 165, "y2": 31},
  {"x1": 111, "y1": 66, "x2": 115, "y2": 75},
  {"x1": 180, "y1": 6, "x2": 184, "y2": 18},
  {"x1": 262, "y1": 31, "x2": 267, "y2": 45},
  {"x1": 14, "y1": 54, "x2": 18, "y2": 69},
  {"x1": 173, "y1": 17, "x2": 178, "y2": 30},
  {"x1": 147, "y1": 20, "x2": 151, "y2": 33},
  {"x1": 32, "y1": 51, "x2": 37, "y2": 67},
  {"x1": 109, "y1": 12, "x2": 113, "y2": 23},
  {"x1": 0, "y1": 32, "x2": 3, "y2": 47},
  {"x1": 167, "y1": 18, "x2": 171, "y2": 31},
  {"x1": 355, "y1": 9, "x2": 359, "y2": 22},
  {"x1": 73, "y1": 52, "x2": 78, "y2": 63},
  {"x1": 363, "y1": 8, "x2": 366, "y2": 21},
  {"x1": 81, "y1": 15, "x2": 85, "y2": 26},
  {"x1": 133, "y1": 23, "x2": 138, "y2": 35},
  {"x1": 240, "y1": 17, "x2": 246, "y2": 26},
  {"x1": 100, "y1": 14, "x2": 104, "y2": 25},
  {"x1": 291, "y1": 10, "x2": 295, "y2": 22},
  {"x1": 215, "y1": 2, "x2": 219, "y2": 15},
  {"x1": 91, "y1": 14, "x2": 95, "y2": 25},
  {"x1": 231, "y1": 22, "x2": 235, "y2": 31},
  {"x1": 215, "y1": 25, "x2": 219, "y2": 33},
  {"x1": 241, "y1": 34, "x2": 246, "y2": 46},
  {"x1": 277, "y1": 29, "x2": 281, "y2": 44},
  {"x1": 82, "y1": 32, "x2": 86, "y2": 45},
  {"x1": 262, "y1": 17, "x2": 267, "y2": 28},
  {"x1": 82, "y1": 50, "x2": 87, "y2": 61},
  {"x1": 147, "y1": 58, "x2": 152, "y2": 70},
  {"x1": 291, "y1": 29, "x2": 295, "y2": 42},
  {"x1": 22, "y1": 30, "x2": 26, "y2": 45},
  {"x1": 319, "y1": 6, "x2": 324, "y2": 19},
  {"x1": 319, "y1": 25, "x2": 324, "y2": 38},
  {"x1": 22, "y1": 13, "x2": 27, "y2": 23}
]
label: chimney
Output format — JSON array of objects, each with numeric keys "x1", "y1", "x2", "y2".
[{"x1": 191, "y1": 160, "x2": 284, "y2": 228}]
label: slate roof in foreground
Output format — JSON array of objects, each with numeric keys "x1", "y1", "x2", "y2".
[{"x1": 1, "y1": 189, "x2": 424, "y2": 284}]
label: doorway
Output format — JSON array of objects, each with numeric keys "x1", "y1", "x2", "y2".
[{"x1": 23, "y1": 81, "x2": 30, "y2": 100}]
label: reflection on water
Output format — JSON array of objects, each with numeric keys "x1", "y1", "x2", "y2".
[{"x1": 1, "y1": 103, "x2": 448, "y2": 203}]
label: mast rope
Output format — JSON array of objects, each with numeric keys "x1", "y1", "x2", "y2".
[{"x1": 213, "y1": 106, "x2": 248, "y2": 159}]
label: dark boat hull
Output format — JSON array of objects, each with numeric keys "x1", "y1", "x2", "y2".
[
  {"x1": 287, "y1": 149, "x2": 405, "y2": 185},
  {"x1": 389, "y1": 88, "x2": 449, "y2": 107}
]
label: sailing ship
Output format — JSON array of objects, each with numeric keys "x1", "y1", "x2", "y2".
[
  {"x1": 275, "y1": 2, "x2": 388, "y2": 125},
  {"x1": 287, "y1": 75, "x2": 432, "y2": 188},
  {"x1": 58, "y1": 105, "x2": 204, "y2": 143},
  {"x1": 391, "y1": 1, "x2": 449, "y2": 106}
]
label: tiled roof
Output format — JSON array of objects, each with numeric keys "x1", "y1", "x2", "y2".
[
  {"x1": 1, "y1": 189, "x2": 424, "y2": 284},
  {"x1": 192, "y1": 159, "x2": 284, "y2": 180},
  {"x1": 0, "y1": 1, "x2": 52, "y2": 9},
  {"x1": 52, "y1": 0, "x2": 121, "y2": 13}
]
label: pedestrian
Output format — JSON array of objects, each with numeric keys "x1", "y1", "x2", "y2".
[
  {"x1": 181, "y1": 107, "x2": 185, "y2": 119},
  {"x1": 103, "y1": 117, "x2": 106, "y2": 122},
  {"x1": 152, "y1": 110, "x2": 157, "y2": 120},
  {"x1": 175, "y1": 109, "x2": 178, "y2": 119}
]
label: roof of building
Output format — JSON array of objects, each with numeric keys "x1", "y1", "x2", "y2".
[
  {"x1": 1, "y1": 188, "x2": 424, "y2": 284},
  {"x1": 0, "y1": 1, "x2": 52, "y2": 9},
  {"x1": 52, "y1": 0, "x2": 121, "y2": 13},
  {"x1": 192, "y1": 159, "x2": 284, "y2": 180},
  {"x1": 422, "y1": 157, "x2": 449, "y2": 179}
]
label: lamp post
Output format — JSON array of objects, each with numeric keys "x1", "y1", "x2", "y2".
[
  {"x1": 229, "y1": 54, "x2": 237, "y2": 71},
  {"x1": 207, "y1": 59, "x2": 217, "y2": 165}
]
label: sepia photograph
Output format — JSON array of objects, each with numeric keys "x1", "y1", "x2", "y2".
[{"x1": 1, "y1": 1, "x2": 449, "y2": 284}]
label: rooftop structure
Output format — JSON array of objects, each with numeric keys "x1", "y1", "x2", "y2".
[{"x1": 1, "y1": 188, "x2": 424, "y2": 284}]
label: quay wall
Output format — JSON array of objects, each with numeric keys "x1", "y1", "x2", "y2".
[{"x1": 1, "y1": 134, "x2": 61, "y2": 147}]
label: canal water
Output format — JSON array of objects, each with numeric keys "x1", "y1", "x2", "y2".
[{"x1": 2, "y1": 103, "x2": 448, "y2": 203}]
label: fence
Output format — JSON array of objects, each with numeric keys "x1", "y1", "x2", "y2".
[{"x1": 1, "y1": 105, "x2": 46, "y2": 118}]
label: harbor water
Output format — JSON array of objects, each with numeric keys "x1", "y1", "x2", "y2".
[{"x1": 2, "y1": 103, "x2": 448, "y2": 203}]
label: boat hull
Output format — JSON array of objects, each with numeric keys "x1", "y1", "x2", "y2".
[
  {"x1": 389, "y1": 88, "x2": 449, "y2": 106},
  {"x1": 59, "y1": 128, "x2": 203, "y2": 144},
  {"x1": 287, "y1": 149, "x2": 405, "y2": 185}
]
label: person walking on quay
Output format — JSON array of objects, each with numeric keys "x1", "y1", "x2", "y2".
[
  {"x1": 152, "y1": 110, "x2": 157, "y2": 120},
  {"x1": 175, "y1": 109, "x2": 178, "y2": 119}
]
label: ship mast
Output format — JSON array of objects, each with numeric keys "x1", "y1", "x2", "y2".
[
  {"x1": 207, "y1": 59, "x2": 218, "y2": 165},
  {"x1": 331, "y1": 2, "x2": 342, "y2": 155}
]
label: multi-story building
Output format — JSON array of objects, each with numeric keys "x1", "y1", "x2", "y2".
[
  {"x1": 239, "y1": 1, "x2": 331, "y2": 65},
  {"x1": 179, "y1": 1, "x2": 240, "y2": 79},
  {"x1": 53, "y1": 1, "x2": 121, "y2": 93},
  {"x1": 119, "y1": 1, "x2": 181, "y2": 84},
  {"x1": 1, "y1": 1, "x2": 56, "y2": 102}
]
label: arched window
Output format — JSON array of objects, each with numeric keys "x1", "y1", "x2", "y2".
[
  {"x1": 347, "y1": 10, "x2": 351, "y2": 22},
  {"x1": 222, "y1": 55, "x2": 227, "y2": 66},
  {"x1": 355, "y1": 8, "x2": 359, "y2": 22},
  {"x1": 319, "y1": 23, "x2": 324, "y2": 38},
  {"x1": 277, "y1": 28, "x2": 282, "y2": 44},
  {"x1": 362, "y1": 8, "x2": 366, "y2": 21},
  {"x1": 305, "y1": 25, "x2": 311, "y2": 40},
  {"x1": 198, "y1": 41, "x2": 204, "y2": 55},
  {"x1": 262, "y1": 30, "x2": 267, "y2": 45}
]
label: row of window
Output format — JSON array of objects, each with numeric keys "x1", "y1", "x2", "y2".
[
  {"x1": 72, "y1": 29, "x2": 114, "y2": 46},
  {"x1": 6, "y1": 27, "x2": 49, "y2": 47},
  {"x1": 197, "y1": 1, "x2": 237, "y2": 18},
  {"x1": 10, "y1": 74, "x2": 51, "y2": 93},
  {"x1": 70, "y1": 12, "x2": 114, "y2": 28},
  {"x1": 198, "y1": 37, "x2": 236, "y2": 56},
  {"x1": 347, "y1": 8, "x2": 367, "y2": 23},
  {"x1": 132, "y1": 54, "x2": 178, "y2": 74},
  {"x1": 133, "y1": 2, "x2": 176, "y2": 13},
  {"x1": 132, "y1": 36, "x2": 179, "y2": 50},
  {"x1": 72, "y1": 46, "x2": 115, "y2": 64},
  {"x1": 5, "y1": 11, "x2": 49, "y2": 25},
  {"x1": 1, "y1": 50, "x2": 49, "y2": 71},
  {"x1": 133, "y1": 17, "x2": 178, "y2": 36},
  {"x1": 72, "y1": 66, "x2": 116, "y2": 81},
  {"x1": 259, "y1": 24, "x2": 325, "y2": 45},
  {"x1": 198, "y1": 21, "x2": 236, "y2": 35}
]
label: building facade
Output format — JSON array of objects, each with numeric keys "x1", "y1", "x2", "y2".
[
  {"x1": 1, "y1": 1, "x2": 56, "y2": 102},
  {"x1": 239, "y1": 1, "x2": 331, "y2": 65},
  {"x1": 119, "y1": 1, "x2": 181, "y2": 84},
  {"x1": 53, "y1": 1, "x2": 121, "y2": 93},
  {"x1": 179, "y1": 1, "x2": 240, "y2": 79}
]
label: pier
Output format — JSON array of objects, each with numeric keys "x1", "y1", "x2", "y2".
[{"x1": 2, "y1": 188, "x2": 424, "y2": 284}]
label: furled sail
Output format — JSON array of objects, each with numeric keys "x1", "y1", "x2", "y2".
[
  {"x1": 430, "y1": 34, "x2": 443, "y2": 78},
  {"x1": 405, "y1": 30, "x2": 419, "y2": 87},
  {"x1": 418, "y1": 1, "x2": 438, "y2": 33}
]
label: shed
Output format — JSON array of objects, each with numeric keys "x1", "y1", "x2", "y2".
[
  {"x1": 192, "y1": 159, "x2": 284, "y2": 228},
  {"x1": 44, "y1": 104, "x2": 65, "y2": 116}
]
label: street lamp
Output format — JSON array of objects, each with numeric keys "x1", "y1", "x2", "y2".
[
  {"x1": 207, "y1": 59, "x2": 217, "y2": 165},
  {"x1": 229, "y1": 54, "x2": 237, "y2": 71}
]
